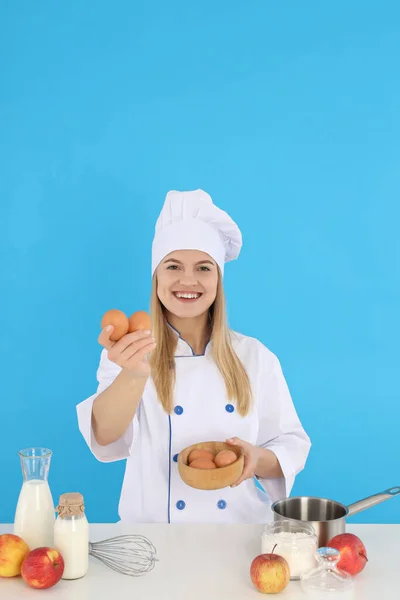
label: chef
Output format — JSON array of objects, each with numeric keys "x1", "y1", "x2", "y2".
[{"x1": 76, "y1": 189, "x2": 311, "y2": 524}]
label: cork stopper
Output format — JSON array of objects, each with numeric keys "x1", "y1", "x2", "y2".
[{"x1": 56, "y1": 492, "x2": 85, "y2": 518}]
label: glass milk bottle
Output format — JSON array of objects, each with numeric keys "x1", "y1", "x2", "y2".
[
  {"x1": 14, "y1": 447, "x2": 55, "y2": 549},
  {"x1": 54, "y1": 492, "x2": 89, "y2": 579}
]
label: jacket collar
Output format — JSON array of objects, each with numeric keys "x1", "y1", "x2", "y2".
[{"x1": 167, "y1": 322, "x2": 212, "y2": 357}]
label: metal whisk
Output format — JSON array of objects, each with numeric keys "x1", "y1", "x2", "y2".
[{"x1": 89, "y1": 534, "x2": 158, "y2": 577}]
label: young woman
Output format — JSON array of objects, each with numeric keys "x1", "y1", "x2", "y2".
[{"x1": 77, "y1": 189, "x2": 311, "y2": 524}]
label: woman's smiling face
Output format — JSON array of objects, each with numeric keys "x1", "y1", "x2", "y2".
[{"x1": 156, "y1": 249, "x2": 219, "y2": 318}]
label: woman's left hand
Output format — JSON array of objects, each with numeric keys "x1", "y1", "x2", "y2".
[{"x1": 225, "y1": 437, "x2": 262, "y2": 487}]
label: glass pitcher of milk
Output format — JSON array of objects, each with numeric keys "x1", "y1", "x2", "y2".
[{"x1": 14, "y1": 447, "x2": 55, "y2": 549}]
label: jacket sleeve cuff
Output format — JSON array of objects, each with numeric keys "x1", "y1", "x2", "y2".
[
  {"x1": 76, "y1": 393, "x2": 136, "y2": 463},
  {"x1": 255, "y1": 444, "x2": 295, "y2": 504}
]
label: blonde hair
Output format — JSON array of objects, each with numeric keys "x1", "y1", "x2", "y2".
[{"x1": 149, "y1": 271, "x2": 252, "y2": 416}]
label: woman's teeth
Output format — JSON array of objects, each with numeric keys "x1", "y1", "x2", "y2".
[{"x1": 174, "y1": 292, "x2": 201, "y2": 299}]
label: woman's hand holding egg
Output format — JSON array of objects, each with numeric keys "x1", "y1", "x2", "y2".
[
  {"x1": 225, "y1": 437, "x2": 262, "y2": 487},
  {"x1": 99, "y1": 309, "x2": 155, "y2": 378}
]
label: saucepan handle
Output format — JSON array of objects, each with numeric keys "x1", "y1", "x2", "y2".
[{"x1": 347, "y1": 486, "x2": 400, "y2": 517}]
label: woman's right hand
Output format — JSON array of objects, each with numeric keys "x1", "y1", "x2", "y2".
[{"x1": 98, "y1": 326, "x2": 155, "y2": 378}]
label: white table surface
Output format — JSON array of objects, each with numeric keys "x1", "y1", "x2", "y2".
[{"x1": 0, "y1": 522, "x2": 398, "y2": 599}]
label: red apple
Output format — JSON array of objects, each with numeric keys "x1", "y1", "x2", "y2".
[
  {"x1": 21, "y1": 547, "x2": 64, "y2": 589},
  {"x1": 250, "y1": 545, "x2": 290, "y2": 594},
  {"x1": 327, "y1": 533, "x2": 368, "y2": 575}
]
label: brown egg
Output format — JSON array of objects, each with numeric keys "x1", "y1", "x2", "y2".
[
  {"x1": 188, "y1": 449, "x2": 215, "y2": 464},
  {"x1": 214, "y1": 450, "x2": 237, "y2": 468},
  {"x1": 189, "y1": 458, "x2": 217, "y2": 469},
  {"x1": 101, "y1": 309, "x2": 129, "y2": 341},
  {"x1": 128, "y1": 310, "x2": 152, "y2": 333}
]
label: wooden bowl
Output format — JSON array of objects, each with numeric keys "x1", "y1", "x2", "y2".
[{"x1": 177, "y1": 441, "x2": 244, "y2": 490}]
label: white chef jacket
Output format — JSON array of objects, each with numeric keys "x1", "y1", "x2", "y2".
[{"x1": 76, "y1": 329, "x2": 311, "y2": 524}]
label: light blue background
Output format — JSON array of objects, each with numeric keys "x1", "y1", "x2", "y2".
[{"x1": 1, "y1": 1, "x2": 399, "y2": 524}]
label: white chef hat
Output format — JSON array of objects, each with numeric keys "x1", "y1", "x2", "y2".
[{"x1": 151, "y1": 189, "x2": 242, "y2": 276}]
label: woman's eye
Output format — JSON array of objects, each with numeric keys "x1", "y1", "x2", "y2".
[
  {"x1": 199, "y1": 266, "x2": 210, "y2": 271},
  {"x1": 167, "y1": 265, "x2": 179, "y2": 270}
]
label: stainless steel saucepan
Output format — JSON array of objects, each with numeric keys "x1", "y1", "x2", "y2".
[{"x1": 271, "y1": 486, "x2": 400, "y2": 547}]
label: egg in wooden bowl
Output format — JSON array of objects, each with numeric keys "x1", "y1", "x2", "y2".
[{"x1": 177, "y1": 441, "x2": 244, "y2": 490}]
